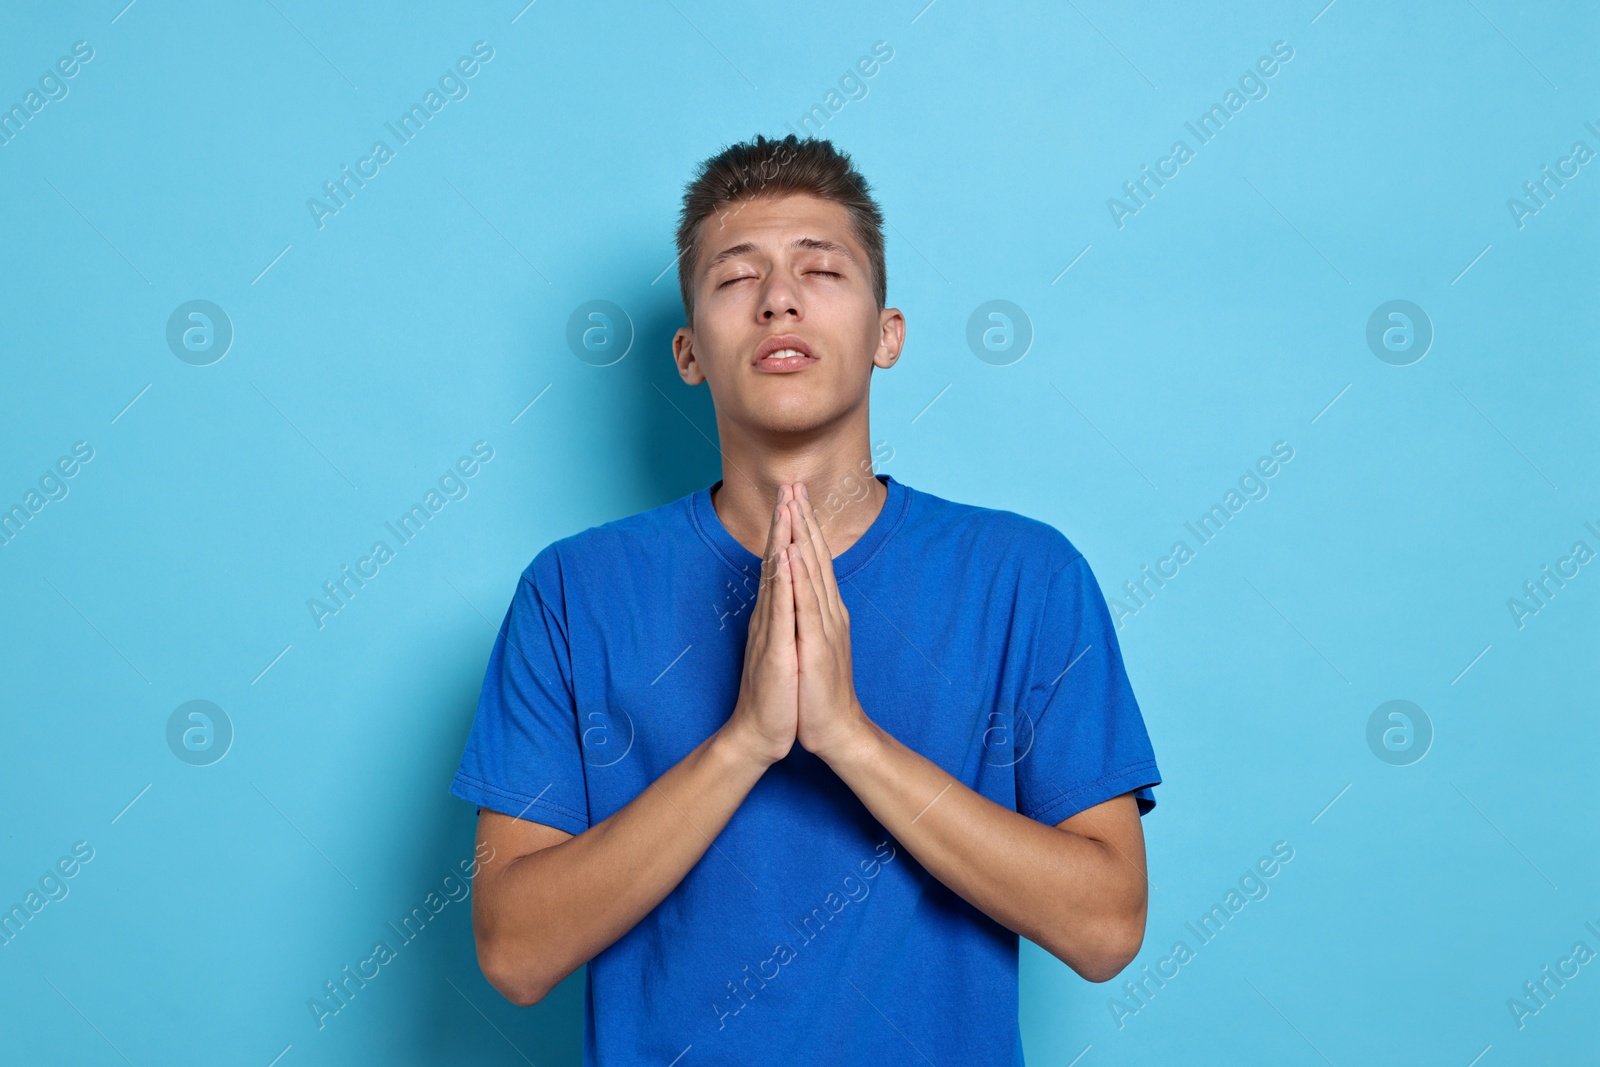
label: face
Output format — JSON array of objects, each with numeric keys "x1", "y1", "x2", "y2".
[{"x1": 672, "y1": 193, "x2": 904, "y2": 438}]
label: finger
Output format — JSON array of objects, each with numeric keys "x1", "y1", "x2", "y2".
[
  {"x1": 790, "y1": 490, "x2": 840, "y2": 626},
  {"x1": 787, "y1": 539, "x2": 821, "y2": 640},
  {"x1": 787, "y1": 498, "x2": 830, "y2": 629},
  {"x1": 746, "y1": 488, "x2": 793, "y2": 652},
  {"x1": 759, "y1": 502, "x2": 779, "y2": 566},
  {"x1": 769, "y1": 489, "x2": 793, "y2": 595},
  {"x1": 759, "y1": 486, "x2": 791, "y2": 579},
  {"x1": 756, "y1": 487, "x2": 793, "y2": 604},
  {"x1": 794, "y1": 482, "x2": 844, "y2": 616},
  {"x1": 774, "y1": 545, "x2": 795, "y2": 646},
  {"x1": 742, "y1": 497, "x2": 776, "y2": 646},
  {"x1": 771, "y1": 498, "x2": 793, "y2": 623}
]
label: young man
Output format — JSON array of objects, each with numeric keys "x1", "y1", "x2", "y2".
[{"x1": 450, "y1": 134, "x2": 1161, "y2": 1064}]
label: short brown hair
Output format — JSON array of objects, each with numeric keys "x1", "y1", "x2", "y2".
[{"x1": 674, "y1": 133, "x2": 887, "y2": 325}]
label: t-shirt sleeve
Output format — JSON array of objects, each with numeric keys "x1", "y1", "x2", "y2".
[
  {"x1": 1014, "y1": 551, "x2": 1161, "y2": 825},
  {"x1": 448, "y1": 551, "x2": 591, "y2": 836}
]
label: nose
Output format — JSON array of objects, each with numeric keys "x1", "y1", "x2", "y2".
[{"x1": 759, "y1": 270, "x2": 802, "y2": 321}]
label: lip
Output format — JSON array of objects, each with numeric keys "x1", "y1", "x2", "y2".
[{"x1": 752, "y1": 334, "x2": 818, "y2": 374}]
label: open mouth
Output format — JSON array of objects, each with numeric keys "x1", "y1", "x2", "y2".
[
  {"x1": 754, "y1": 347, "x2": 818, "y2": 373},
  {"x1": 753, "y1": 336, "x2": 818, "y2": 373}
]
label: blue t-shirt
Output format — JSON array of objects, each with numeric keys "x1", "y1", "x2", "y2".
[{"x1": 450, "y1": 473, "x2": 1161, "y2": 1065}]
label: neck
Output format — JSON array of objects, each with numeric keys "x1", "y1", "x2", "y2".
[{"x1": 710, "y1": 419, "x2": 886, "y2": 560}]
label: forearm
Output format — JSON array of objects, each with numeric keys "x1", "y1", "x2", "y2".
[
  {"x1": 821, "y1": 715, "x2": 1144, "y2": 980},
  {"x1": 478, "y1": 722, "x2": 772, "y2": 1004}
]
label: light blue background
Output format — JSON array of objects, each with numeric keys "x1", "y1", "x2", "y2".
[{"x1": 2, "y1": 1, "x2": 1596, "y2": 1064}]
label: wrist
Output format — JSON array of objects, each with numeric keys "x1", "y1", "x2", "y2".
[
  {"x1": 817, "y1": 704, "x2": 881, "y2": 772},
  {"x1": 714, "y1": 717, "x2": 786, "y2": 772}
]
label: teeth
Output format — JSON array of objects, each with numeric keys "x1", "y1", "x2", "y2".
[{"x1": 765, "y1": 349, "x2": 807, "y2": 359}]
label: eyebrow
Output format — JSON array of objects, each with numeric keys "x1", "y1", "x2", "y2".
[{"x1": 702, "y1": 236, "x2": 858, "y2": 275}]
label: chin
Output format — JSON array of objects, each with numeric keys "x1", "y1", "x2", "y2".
[
  {"x1": 762, "y1": 402, "x2": 855, "y2": 437},
  {"x1": 755, "y1": 414, "x2": 827, "y2": 437}
]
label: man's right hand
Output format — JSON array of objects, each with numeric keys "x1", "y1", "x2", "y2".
[
  {"x1": 474, "y1": 484, "x2": 803, "y2": 1006},
  {"x1": 721, "y1": 484, "x2": 799, "y2": 767}
]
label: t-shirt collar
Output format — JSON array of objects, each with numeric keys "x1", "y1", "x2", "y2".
[{"x1": 690, "y1": 473, "x2": 909, "y2": 582}]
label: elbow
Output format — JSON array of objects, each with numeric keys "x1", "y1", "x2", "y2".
[
  {"x1": 1046, "y1": 829, "x2": 1151, "y2": 983},
  {"x1": 1076, "y1": 925, "x2": 1144, "y2": 984},
  {"x1": 496, "y1": 976, "x2": 549, "y2": 1009},
  {"x1": 1056, "y1": 912, "x2": 1146, "y2": 985},
  {"x1": 1075, "y1": 940, "x2": 1139, "y2": 991},
  {"x1": 483, "y1": 961, "x2": 550, "y2": 1008},
  {"x1": 478, "y1": 939, "x2": 553, "y2": 1007},
  {"x1": 1077, "y1": 868, "x2": 1149, "y2": 983}
]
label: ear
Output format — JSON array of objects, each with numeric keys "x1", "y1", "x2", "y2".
[
  {"x1": 672, "y1": 326, "x2": 706, "y2": 386},
  {"x1": 872, "y1": 307, "x2": 905, "y2": 370}
]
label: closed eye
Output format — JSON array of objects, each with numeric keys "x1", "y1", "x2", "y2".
[{"x1": 719, "y1": 271, "x2": 835, "y2": 287}]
